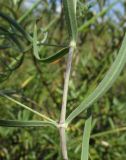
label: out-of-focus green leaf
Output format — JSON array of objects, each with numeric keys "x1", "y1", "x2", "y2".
[
  {"x1": 0, "y1": 26, "x2": 22, "y2": 50},
  {"x1": 78, "y1": 0, "x2": 121, "y2": 32},
  {"x1": 13, "y1": 0, "x2": 19, "y2": 5},
  {"x1": 0, "y1": 11, "x2": 31, "y2": 42},
  {"x1": 0, "y1": 45, "x2": 10, "y2": 49},
  {"x1": 18, "y1": 0, "x2": 42, "y2": 23}
]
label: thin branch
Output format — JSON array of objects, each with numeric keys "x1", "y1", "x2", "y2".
[
  {"x1": 60, "y1": 47, "x2": 74, "y2": 123},
  {"x1": 59, "y1": 46, "x2": 74, "y2": 160}
]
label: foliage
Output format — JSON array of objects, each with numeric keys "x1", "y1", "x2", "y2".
[{"x1": 0, "y1": 0, "x2": 126, "y2": 159}]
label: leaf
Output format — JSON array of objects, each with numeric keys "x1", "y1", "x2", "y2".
[
  {"x1": 91, "y1": 127, "x2": 126, "y2": 138},
  {"x1": 33, "y1": 24, "x2": 69, "y2": 63},
  {"x1": 78, "y1": 0, "x2": 121, "y2": 32},
  {"x1": 66, "y1": 33, "x2": 126, "y2": 125},
  {"x1": 40, "y1": 28, "x2": 48, "y2": 44},
  {"x1": 2, "y1": 94, "x2": 57, "y2": 126},
  {"x1": 34, "y1": 46, "x2": 69, "y2": 63},
  {"x1": 8, "y1": 55, "x2": 24, "y2": 71},
  {"x1": 0, "y1": 26, "x2": 24, "y2": 73},
  {"x1": 0, "y1": 11, "x2": 31, "y2": 42},
  {"x1": 0, "y1": 119, "x2": 55, "y2": 127},
  {"x1": 13, "y1": 0, "x2": 19, "y2": 5},
  {"x1": 63, "y1": 0, "x2": 78, "y2": 43},
  {"x1": 0, "y1": 45, "x2": 10, "y2": 49},
  {"x1": 74, "y1": 0, "x2": 78, "y2": 13},
  {"x1": 18, "y1": 0, "x2": 42, "y2": 23},
  {"x1": 81, "y1": 109, "x2": 92, "y2": 160},
  {"x1": 0, "y1": 26, "x2": 23, "y2": 50},
  {"x1": 44, "y1": 16, "x2": 59, "y2": 32}
]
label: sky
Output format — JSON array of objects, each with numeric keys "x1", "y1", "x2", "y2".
[
  {"x1": 25, "y1": 0, "x2": 124, "y2": 11},
  {"x1": 23, "y1": 0, "x2": 125, "y2": 21},
  {"x1": 24, "y1": 0, "x2": 124, "y2": 11}
]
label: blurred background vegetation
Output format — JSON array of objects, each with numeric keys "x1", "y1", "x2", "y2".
[{"x1": 0, "y1": 0, "x2": 126, "y2": 159}]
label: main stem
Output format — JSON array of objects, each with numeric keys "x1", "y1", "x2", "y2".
[{"x1": 59, "y1": 46, "x2": 74, "y2": 160}]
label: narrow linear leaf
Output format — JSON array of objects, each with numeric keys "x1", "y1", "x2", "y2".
[
  {"x1": 38, "y1": 43, "x2": 67, "y2": 48},
  {"x1": 0, "y1": 72, "x2": 11, "y2": 82},
  {"x1": 44, "y1": 16, "x2": 59, "y2": 32},
  {"x1": 0, "y1": 11, "x2": 31, "y2": 42},
  {"x1": 0, "y1": 26, "x2": 24, "y2": 72},
  {"x1": 66, "y1": 33, "x2": 126, "y2": 124},
  {"x1": 2, "y1": 94, "x2": 56, "y2": 125},
  {"x1": 34, "y1": 46, "x2": 69, "y2": 63},
  {"x1": 0, "y1": 45, "x2": 10, "y2": 49},
  {"x1": 0, "y1": 119, "x2": 55, "y2": 127},
  {"x1": 63, "y1": 0, "x2": 78, "y2": 43},
  {"x1": 78, "y1": 0, "x2": 121, "y2": 32},
  {"x1": 40, "y1": 29, "x2": 48, "y2": 44},
  {"x1": 74, "y1": 0, "x2": 78, "y2": 13},
  {"x1": 0, "y1": 26, "x2": 23, "y2": 50},
  {"x1": 0, "y1": 3, "x2": 17, "y2": 17},
  {"x1": 13, "y1": 0, "x2": 19, "y2": 5},
  {"x1": 91, "y1": 127, "x2": 126, "y2": 138},
  {"x1": 18, "y1": 0, "x2": 42, "y2": 23},
  {"x1": 33, "y1": 24, "x2": 39, "y2": 59},
  {"x1": 33, "y1": 24, "x2": 69, "y2": 63},
  {"x1": 0, "y1": 89, "x2": 18, "y2": 95},
  {"x1": 8, "y1": 55, "x2": 24, "y2": 71},
  {"x1": 81, "y1": 109, "x2": 92, "y2": 160}
]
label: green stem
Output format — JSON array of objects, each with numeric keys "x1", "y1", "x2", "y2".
[{"x1": 91, "y1": 127, "x2": 126, "y2": 138}]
